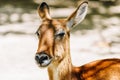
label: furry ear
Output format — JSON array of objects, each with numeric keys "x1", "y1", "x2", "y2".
[
  {"x1": 38, "y1": 2, "x2": 51, "y2": 20},
  {"x1": 67, "y1": 1, "x2": 88, "y2": 28}
]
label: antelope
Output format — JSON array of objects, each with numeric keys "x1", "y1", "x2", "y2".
[{"x1": 35, "y1": 1, "x2": 120, "y2": 80}]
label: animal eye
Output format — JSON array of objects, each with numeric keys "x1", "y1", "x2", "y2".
[
  {"x1": 57, "y1": 32, "x2": 65, "y2": 37},
  {"x1": 36, "y1": 31, "x2": 40, "y2": 36},
  {"x1": 55, "y1": 31, "x2": 65, "y2": 39}
]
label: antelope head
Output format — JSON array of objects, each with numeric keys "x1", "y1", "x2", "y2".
[{"x1": 35, "y1": 2, "x2": 88, "y2": 67}]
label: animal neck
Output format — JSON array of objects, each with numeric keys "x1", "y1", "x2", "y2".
[
  {"x1": 48, "y1": 39, "x2": 73, "y2": 80},
  {"x1": 48, "y1": 55, "x2": 72, "y2": 80}
]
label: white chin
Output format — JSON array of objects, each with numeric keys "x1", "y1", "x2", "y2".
[{"x1": 40, "y1": 59, "x2": 52, "y2": 67}]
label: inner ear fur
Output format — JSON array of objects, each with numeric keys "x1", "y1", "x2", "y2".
[
  {"x1": 66, "y1": 1, "x2": 88, "y2": 28},
  {"x1": 38, "y1": 2, "x2": 51, "y2": 20}
]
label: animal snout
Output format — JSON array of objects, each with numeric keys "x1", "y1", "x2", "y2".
[
  {"x1": 35, "y1": 52, "x2": 52, "y2": 67},
  {"x1": 35, "y1": 53, "x2": 49, "y2": 64}
]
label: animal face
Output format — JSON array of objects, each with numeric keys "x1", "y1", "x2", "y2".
[
  {"x1": 35, "y1": 2, "x2": 88, "y2": 67},
  {"x1": 35, "y1": 19, "x2": 70, "y2": 67}
]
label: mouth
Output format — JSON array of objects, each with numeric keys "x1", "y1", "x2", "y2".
[
  {"x1": 35, "y1": 53, "x2": 52, "y2": 67},
  {"x1": 36, "y1": 59, "x2": 52, "y2": 67}
]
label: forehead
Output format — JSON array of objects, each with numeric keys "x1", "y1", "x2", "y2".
[{"x1": 39, "y1": 19, "x2": 66, "y2": 31}]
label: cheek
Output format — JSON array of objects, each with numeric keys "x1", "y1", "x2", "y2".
[{"x1": 54, "y1": 43, "x2": 65, "y2": 60}]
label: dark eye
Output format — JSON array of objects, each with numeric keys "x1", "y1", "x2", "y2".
[
  {"x1": 36, "y1": 31, "x2": 40, "y2": 36},
  {"x1": 55, "y1": 31, "x2": 65, "y2": 39},
  {"x1": 57, "y1": 32, "x2": 65, "y2": 37}
]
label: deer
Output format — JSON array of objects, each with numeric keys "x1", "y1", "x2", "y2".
[{"x1": 35, "y1": 1, "x2": 120, "y2": 80}]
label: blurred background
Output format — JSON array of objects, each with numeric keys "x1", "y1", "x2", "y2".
[{"x1": 0, "y1": 0, "x2": 120, "y2": 80}]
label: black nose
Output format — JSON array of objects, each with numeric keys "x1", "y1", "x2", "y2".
[
  {"x1": 35, "y1": 53, "x2": 48, "y2": 64},
  {"x1": 35, "y1": 52, "x2": 52, "y2": 67}
]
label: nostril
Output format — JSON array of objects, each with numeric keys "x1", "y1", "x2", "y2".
[
  {"x1": 35, "y1": 54, "x2": 40, "y2": 63},
  {"x1": 40, "y1": 55, "x2": 48, "y2": 61}
]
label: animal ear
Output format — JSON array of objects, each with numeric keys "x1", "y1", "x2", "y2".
[
  {"x1": 38, "y1": 2, "x2": 51, "y2": 20},
  {"x1": 66, "y1": 1, "x2": 88, "y2": 29}
]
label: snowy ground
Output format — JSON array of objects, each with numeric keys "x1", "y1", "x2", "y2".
[{"x1": 0, "y1": 22, "x2": 120, "y2": 80}]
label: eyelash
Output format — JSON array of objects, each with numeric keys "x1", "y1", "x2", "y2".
[
  {"x1": 57, "y1": 32, "x2": 65, "y2": 37},
  {"x1": 55, "y1": 31, "x2": 65, "y2": 39}
]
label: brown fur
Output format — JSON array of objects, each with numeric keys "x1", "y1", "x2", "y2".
[{"x1": 36, "y1": 1, "x2": 120, "y2": 80}]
